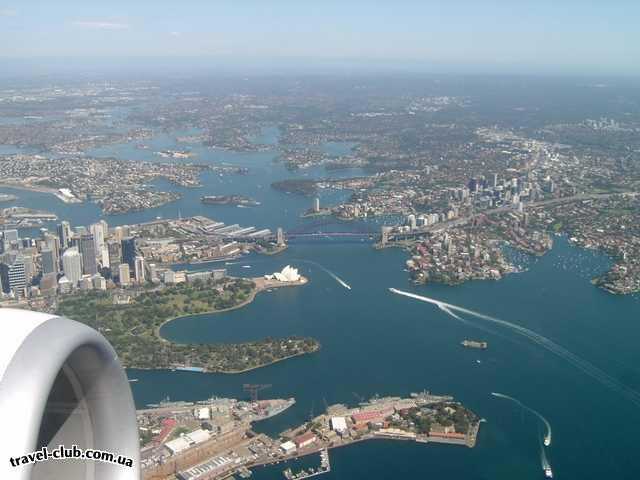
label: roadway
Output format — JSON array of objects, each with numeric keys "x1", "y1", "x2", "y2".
[{"x1": 389, "y1": 191, "x2": 632, "y2": 240}]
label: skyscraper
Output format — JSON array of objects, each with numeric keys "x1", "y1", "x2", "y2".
[
  {"x1": 90, "y1": 222, "x2": 106, "y2": 254},
  {"x1": 57, "y1": 221, "x2": 72, "y2": 249},
  {"x1": 118, "y1": 263, "x2": 130, "y2": 286},
  {"x1": 22, "y1": 254, "x2": 35, "y2": 284},
  {"x1": 43, "y1": 233, "x2": 60, "y2": 259},
  {"x1": 108, "y1": 240, "x2": 122, "y2": 268},
  {"x1": 0, "y1": 255, "x2": 26, "y2": 297},
  {"x1": 100, "y1": 219, "x2": 109, "y2": 238},
  {"x1": 100, "y1": 246, "x2": 110, "y2": 269},
  {"x1": 41, "y1": 248, "x2": 58, "y2": 275},
  {"x1": 134, "y1": 256, "x2": 146, "y2": 283},
  {"x1": 113, "y1": 226, "x2": 124, "y2": 242},
  {"x1": 2, "y1": 229, "x2": 19, "y2": 243},
  {"x1": 79, "y1": 234, "x2": 98, "y2": 275},
  {"x1": 62, "y1": 247, "x2": 82, "y2": 286},
  {"x1": 2, "y1": 229, "x2": 19, "y2": 252},
  {"x1": 121, "y1": 237, "x2": 137, "y2": 270},
  {"x1": 407, "y1": 214, "x2": 417, "y2": 230}
]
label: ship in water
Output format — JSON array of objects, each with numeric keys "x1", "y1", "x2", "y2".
[
  {"x1": 544, "y1": 467, "x2": 553, "y2": 478},
  {"x1": 201, "y1": 195, "x2": 260, "y2": 207},
  {"x1": 258, "y1": 398, "x2": 296, "y2": 420},
  {"x1": 461, "y1": 340, "x2": 488, "y2": 349}
]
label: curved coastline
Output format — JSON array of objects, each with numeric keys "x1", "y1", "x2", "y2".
[
  {"x1": 155, "y1": 286, "x2": 259, "y2": 341},
  {"x1": 153, "y1": 275, "x2": 313, "y2": 374}
]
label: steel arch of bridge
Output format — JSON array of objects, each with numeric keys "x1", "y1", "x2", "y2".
[{"x1": 285, "y1": 219, "x2": 378, "y2": 236}]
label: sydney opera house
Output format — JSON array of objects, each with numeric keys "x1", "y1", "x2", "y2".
[{"x1": 265, "y1": 265, "x2": 301, "y2": 283}]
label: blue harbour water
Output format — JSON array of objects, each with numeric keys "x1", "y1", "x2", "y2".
[{"x1": 2, "y1": 130, "x2": 640, "y2": 479}]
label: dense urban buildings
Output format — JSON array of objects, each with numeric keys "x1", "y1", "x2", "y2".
[{"x1": 1, "y1": 71, "x2": 639, "y2": 480}]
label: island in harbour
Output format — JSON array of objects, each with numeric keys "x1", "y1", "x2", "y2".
[
  {"x1": 56, "y1": 274, "x2": 318, "y2": 374},
  {"x1": 154, "y1": 149, "x2": 196, "y2": 159},
  {"x1": 201, "y1": 195, "x2": 261, "y2": 207},
  {"x1": 0, "y1": 193, "x2": 17, "y2": 202}
]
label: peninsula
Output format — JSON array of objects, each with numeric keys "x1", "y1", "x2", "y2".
[
  {"x1": 141, "y1": 390, "x2": 481, "y2": 480},
  {"x1": 56, "y1": 275, "x2": 318, "y2": 374},
  {"x1": 201, "y1": 195, "x2": 260, "y2": 207}
]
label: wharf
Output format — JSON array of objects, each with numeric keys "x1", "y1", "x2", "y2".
[{"x1": 283, "y1": 449, "x2": 331, "y2": 480}]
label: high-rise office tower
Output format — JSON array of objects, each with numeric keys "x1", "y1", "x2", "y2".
[
  {"x1": 2, "y1": 229, "x2": 19, "y2": 243},
  {"x1": 134, "y1": 256, "x2": 146, "y2": 283},
  {"x1": 118, "y1": 263, "x2": 130, "y2": 286},
  {"x1": 57, "y1": 221, "x2": 72, "y2": 249},
  {"x1": 121, "y1": 237, "x2": 137, "y2": 270},
  {"x1": 108, "y1": 240, "x2": 122, "y2": 268},
  {"x1": 113, "y1": 226, "x2": 124, "y2": 242},
  {"x1": 0, "y1": 255, "x2": 27, "y2": 297},
  {"x1": 100, "y1": 246, "x2": 110, "y2": 269},
  {"x1": 44, "y1": 233, "x2": 60, "y2": 255},
  {"x1": 407, "y1": 214, "x2": 417, "y2": 230},
  {"x1": 100, "y1": 219, "x2": 109, "y2": 238},
  {"x1": 79, "y1": 234, "x2": 98, "y2": 276},
  {"x1": 2, "y1": 229, "x2": 19, "y2": 252},
  {"x1": 90, "y1": 223, "x2": 106, "y2": 254},
  {"x1": 42, "y1": 233, "x2": 60, "y2": 270},
  {"x1": 23, "y1": 254, "x2": 35, "y2": 284},
  {"x1": 62, "y1": 247, "x2": 82, "y2": 286},
  {"x1": 41, "y1": 248, "x2": 58, "y2": 275}
]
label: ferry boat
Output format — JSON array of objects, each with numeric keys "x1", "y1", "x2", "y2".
[
  {"x1": 544, "y1": 467, "x2": 553, "y2": 478},
  {"x1": 461, "y1": 340, "x2": 488, "y2": 349}
]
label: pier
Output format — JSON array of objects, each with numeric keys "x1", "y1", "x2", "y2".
[{"x1": 283, "y1": 449, "x2": 331, "y2": 479}]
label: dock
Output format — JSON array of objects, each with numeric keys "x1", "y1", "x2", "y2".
[{"x1": 283, "y1": 449, "x2": 331, "y2": 479}]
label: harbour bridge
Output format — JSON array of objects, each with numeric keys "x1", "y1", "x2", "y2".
[{"x1": 283, "y1": 219, "x2": 380, "y2": 241}]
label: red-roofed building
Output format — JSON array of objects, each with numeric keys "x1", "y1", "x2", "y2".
[
  {"x1": 293, "y1": 431, "x2": 317, "y2": 449},
  {"x1": 153, "y1": 418, "x2": 177, "y2": 445},
  {"x1": 351, "y1": 408, "x2": 393, "y2": 426},
  {"x1": 429, "y1": 431, "x2": 466, "y2": 440}
]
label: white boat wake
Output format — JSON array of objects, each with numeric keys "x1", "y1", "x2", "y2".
[
  {"x1": 326, "y1": 270, "x2": 351, "y2": 290},
  {"x1": 540, "y1": 438, "x2": 553, "y2": 478},
  {"x1": 389, "y1": 288, "x2": 640, "y2": 407},
  {"x1": 491, "y1": 392, "x2": 552, "y2": 447},
  {"x1": 438, "y1": 302, "x2": 514, "y2": 342},
  {"x1": 294, "y1": 259, "x2": 352, "y2": 290}
]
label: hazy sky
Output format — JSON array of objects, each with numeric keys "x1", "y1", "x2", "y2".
[{"x1": 0, "y1": 0, "x2": 638, "y2": 75}]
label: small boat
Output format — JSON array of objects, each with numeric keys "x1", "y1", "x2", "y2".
[
  {"x1": 242, "y1": 265, "x2": 252, "y2": 269},
  {"x1": 544, "y1": 467, "x2": 553, "y2": 478}
]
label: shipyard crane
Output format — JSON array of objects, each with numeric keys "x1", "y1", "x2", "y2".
[{"x1": 243, "y1": 384, "x2": 272, "y2": 403}]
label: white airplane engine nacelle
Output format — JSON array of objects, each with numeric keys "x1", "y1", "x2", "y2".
[{"x1": 0, "y1": 309, "x2": 140, "y2": 479}]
